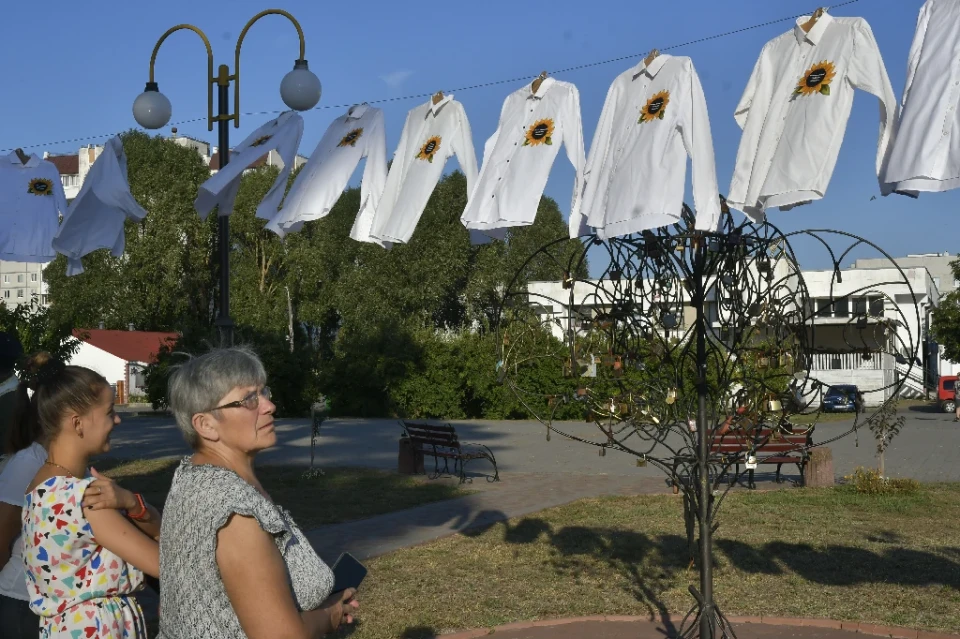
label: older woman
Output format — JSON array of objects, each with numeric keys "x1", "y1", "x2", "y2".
[{"x1": 158, "y1": 347, "x2": 358, "y2": 639}]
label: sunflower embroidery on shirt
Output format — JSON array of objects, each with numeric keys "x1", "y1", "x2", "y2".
[
  {"x1": 795, "y1": 61, "x2": 836, "y2": 96},
  {"x1": 251, "y1": 134, "x2": 273, "y2": 147},
  {"x1": 639, "y1": 91, "x2": 670, "y2": 123},
  {"x1": 416, "y1": 136, "x2": 442, "y2": 162},
  {"x1": 28, "y1": 178, "x2": 53, "y2": 196},
  {"x1": 523, "y1": 119, "x2": 554, "y2": 146},
  {"x1": 338, "y1": 128, "x2": 364, "y2": 148}
]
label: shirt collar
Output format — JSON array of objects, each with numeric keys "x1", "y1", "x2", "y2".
[
  {"x1": 633, "y1": 54, "x2": 669, "y2": 80},
  {"x1": 427, "y1": 94, "x2": 453, "y2": 116},
  {"x1": 6, "y1": 151, "x2": 40, "y2": 168},
  {"x1": 347, "y1": 103, "x2": 369, "y2": 119},
  {"x1": 794, "y1": 12, "x2": 833, "y2": 45},
  {"x1": 528, "y1": 77, "x2": 556, "y2": 99}
]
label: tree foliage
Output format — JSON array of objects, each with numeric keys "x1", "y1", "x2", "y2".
[
  {"x1": 932, "y1": 257, "x2": 960, "y2": 363},
  {"x1": 0, "y1": 297, "x2": 80, "y2": 366}
]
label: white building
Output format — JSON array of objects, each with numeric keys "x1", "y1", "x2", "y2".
[
  {"x1": 68, "y1": 328, "x2": 177, "y2": 399},
  {"x1": 526, "y1": 262, "x2": 938, "y2": 406},
  {"x1": 0, "y1": 127, "x2": 307, "y2": 309}
]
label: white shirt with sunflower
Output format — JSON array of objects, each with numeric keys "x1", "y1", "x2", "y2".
[
  {"x1": 727, "y1": 13, "x2": 898, "y2": 221},
  {"x1": 0, "y1": 151, "x2": 67, "y2": 262},
  {"x1": 266, "y1": 104, "x2": 388, "y2": 244},
  {"x1": 580, "y1": 54, "x2": 721, "y2": 236},
  {"x1": 369, "y1": 95, "x2": 478, "y2": 245},
  {"x1": 461, "y1": 77, "x2": 586, "y2": 240}
]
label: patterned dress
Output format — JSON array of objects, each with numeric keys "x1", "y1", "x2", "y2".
[
  {"x1": 157, "y1": 459, "x2": 334, "y2": 638},
  {"x1": 22, "y1": 475, "x2": 147, "y2": 638}
]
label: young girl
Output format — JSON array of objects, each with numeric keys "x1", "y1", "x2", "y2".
[{"x1": 20, "y1": 353, "x2": 162, "y2": 638}]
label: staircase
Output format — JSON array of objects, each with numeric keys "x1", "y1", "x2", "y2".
[{"x1": 895, "y1": 362, "x2": 928, "y2": 399}]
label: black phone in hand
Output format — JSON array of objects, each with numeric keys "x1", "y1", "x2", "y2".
[{"x1": 331, "y1": 552, "x2": 367, "y2": 593}]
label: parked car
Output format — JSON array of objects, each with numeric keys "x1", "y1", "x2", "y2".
[
  {"x1": 821, "y1": 384, "x2": 864, "y2": 413},
  {"x1": 937, "y1": 375, "x2": 958, "y2": 413}
]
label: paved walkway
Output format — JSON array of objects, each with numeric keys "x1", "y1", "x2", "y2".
[{"x1": 306, "y1": 472, "x2": 669, "y2": 563}]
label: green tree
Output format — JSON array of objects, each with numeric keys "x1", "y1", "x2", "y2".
[
  {"x1": 932, "y1": 258, "x2": 960, "y2": 362},
  {"x1": 0, "y1": 297, "x2": 80, "y2": 364}
]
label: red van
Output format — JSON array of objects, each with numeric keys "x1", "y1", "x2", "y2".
[{"x1": 938, "y1": 375, "x2": 958, "y2": 413}]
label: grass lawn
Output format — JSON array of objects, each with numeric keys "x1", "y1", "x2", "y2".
[
  {"x1": 346, "y1": 484, "x2": 960, "y2": 638},
  {"x1": 97, "y1": 458, "x2": 473, "y2": 528}
]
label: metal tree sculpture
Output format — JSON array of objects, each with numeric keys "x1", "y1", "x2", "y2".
[{"x1": 494, "y1": 203, "x2": 918, "y2": 639}]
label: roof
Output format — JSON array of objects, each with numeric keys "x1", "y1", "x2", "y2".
[
  {"x1": 46, "y1": 154, "x2": 79, "y2": 175},
  {"x1": 209, "y1": 151, "x2": 268, "y2": 170},
  {"x1": 73, "y1": 329, "x2": 178, "y2": 363}
]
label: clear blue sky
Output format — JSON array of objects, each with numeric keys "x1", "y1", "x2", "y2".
[{"x1": 0, "y1": 0, "x2": 946, "y2": 270}]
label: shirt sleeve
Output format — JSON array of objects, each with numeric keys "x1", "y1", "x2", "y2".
[
  {"x1": 901, "y1": 1, "x2": 932, "y2": 108},
  {"x1": 451, "y1": 103, "x2": 479, "y2": 195},
  {"x1": 582, "y1": 80, "x2": 620, "y2": 228},
  {"x1": 734, "y1": 42, "x2": 771, "y2": 130},
  {"x1": 369, "y1": 109, "x2": 415, "y2": 240},
  {"x1": 678, "y1": 61, "x2": 722, "y2": 232},
  {"x1": 0, "y1": 447, "x2": 43, "y2": 507},
  {"x1": 847, "y1": 19, "x2": 899, "y2": 189},
  {"x1": 561, "y1": 84, "x2": 588, "y2": 238},
  {"x1": 350, "y1": 110, "x2": 389, "y2": 243}
]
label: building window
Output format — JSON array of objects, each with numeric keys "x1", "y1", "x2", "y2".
[
  {"x1": 832, "y1": 297, "x2": 849, "y2": 318},
  {"x1": 853, "y1": 297, "x2": 866, "y2": 316},
  {"x1": 30, "y1": 273, "x2": 37, "y2": 282},
  {"x1": 868, "y1": 296, "x2": 884, "y2": 317},
  {"x1": 17, "y1": 290, "x2": 23, "y2": 298},
  {"x1": 816, "y1": 299, "x2": 833, "y2": 318},
  {"x1": 1, "y1": 275, "x2": 7, "y2": 283},
  {"x1": 2, "y1": 290, "x2": 8, "y2": 299},
  {"x1": 41, "y1": 295, "x2": 49, "y2": 305},
  {"x1": 16, "y1": 274, "x2": 23, "y2": 283}
]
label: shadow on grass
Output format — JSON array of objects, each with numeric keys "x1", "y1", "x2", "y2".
[
  {"x1": 717, "y1": 538, "x2": 960, "y2": 589},
  {"x1": 455, "y1": 517, "x2": 688, "y2": 637}
]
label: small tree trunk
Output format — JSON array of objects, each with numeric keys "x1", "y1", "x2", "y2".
[
  {"x1": 285, "y1": 286, "x2": 295, "y2": 353},
  {"x1": 879, "y1": 449, "x2": 885, "y2": 478}
]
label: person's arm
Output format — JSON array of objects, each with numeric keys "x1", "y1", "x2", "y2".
[
  {"x1": 217, "y1": 513, "x2": 352, "y2": 639},
  {"x1": 85, "y1": 506, "x2": 159, "y2": 577},
  {"x1": 83, "y1": 468, "x2": 161, "y2": 539},
  {"x1": 0, "y1": 502, "x2": 21, "y2": 569}
]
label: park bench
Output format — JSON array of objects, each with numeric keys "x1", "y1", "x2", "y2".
[
  {"x1": 401, "y1": 421, "x2": 500, "y2": 484},
  {"x1": 672, "y1": 426, "x2": 813, "y2": 491}
]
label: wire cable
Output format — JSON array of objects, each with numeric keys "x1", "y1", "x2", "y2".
[{"x1": 1, "y1": 0, "x2": 861, "y2": 153}]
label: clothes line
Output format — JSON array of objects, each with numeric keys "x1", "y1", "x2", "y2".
[{"x1": 0, "y1": 0, "x2": 863, "y2": 154}]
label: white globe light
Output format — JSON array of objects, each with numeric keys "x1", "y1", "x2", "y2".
[
  {"x1": 280, "y1": 60, "x2": 321, "y2": 111},
  {"x1": 133, "y1": 83, "x2": 172, "y2": 129}
]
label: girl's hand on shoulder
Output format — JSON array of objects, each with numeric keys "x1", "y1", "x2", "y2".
[{"x1": 82, "y1": 467, "x2": 138, "y2": 513}]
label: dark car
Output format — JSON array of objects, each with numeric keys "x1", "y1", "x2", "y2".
[{"x1": 821, "y1": 384, "x2": 864, "y2": 413}]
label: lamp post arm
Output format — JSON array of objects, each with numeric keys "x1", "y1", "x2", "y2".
[
  {"x1": 148, "y1": 24, "x2": 215, "y2": 131},
  {"x1": 233, "y1": 9, "x2": 307, "y2": 128}
]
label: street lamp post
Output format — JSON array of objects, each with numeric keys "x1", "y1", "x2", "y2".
[{"x1": 132, "y1": 9, "x2": 321, "y2": 346}]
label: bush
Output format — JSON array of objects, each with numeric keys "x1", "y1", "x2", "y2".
[{"x1": 844, "y1": 466, "x2": 920, "y2": 495}]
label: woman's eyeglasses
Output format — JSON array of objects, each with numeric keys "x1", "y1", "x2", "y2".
[{"x1": 208, "y1": 387, "x2": 272, "y2": 413}]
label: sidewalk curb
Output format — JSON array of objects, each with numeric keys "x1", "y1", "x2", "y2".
[{"x1": 437, "y1": 614, "x2": 959, "y2": 638}]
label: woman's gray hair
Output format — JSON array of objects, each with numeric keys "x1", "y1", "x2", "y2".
[{"x1": 167, "y1": 346, "x2": 267, "y2": 448}]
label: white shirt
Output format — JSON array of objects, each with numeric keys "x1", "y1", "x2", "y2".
[
  {"x1": 265, "y1": 105, "x2": 387, "y2": 242},
  {"x1": 581, "y1": 55, "x2": 721, "y2": 236},
  {"x1": 461, "y1": 78, "x2": 586, "y2": 239},
  {"x1": 195, "y1": 111, "x2": 304, "y2": 221},
  {"x1": 369, "y1": 96, "x2": 478, "y2": 245},
  {"x1": 883, "y1": 0, "x2": 960, "y2": 193},
  {"x1": 728, "y1": 13, "x2": 898, "y2": 220},
  {"x1": 0, "y1": 442, "x2": 46, "y2": 601},
  {"x1": 51, "y1": 136, "x2": 147, "y2": 276},
  {"x1": 0, "y1": 152, "x2": 67, "y2": 262}
]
